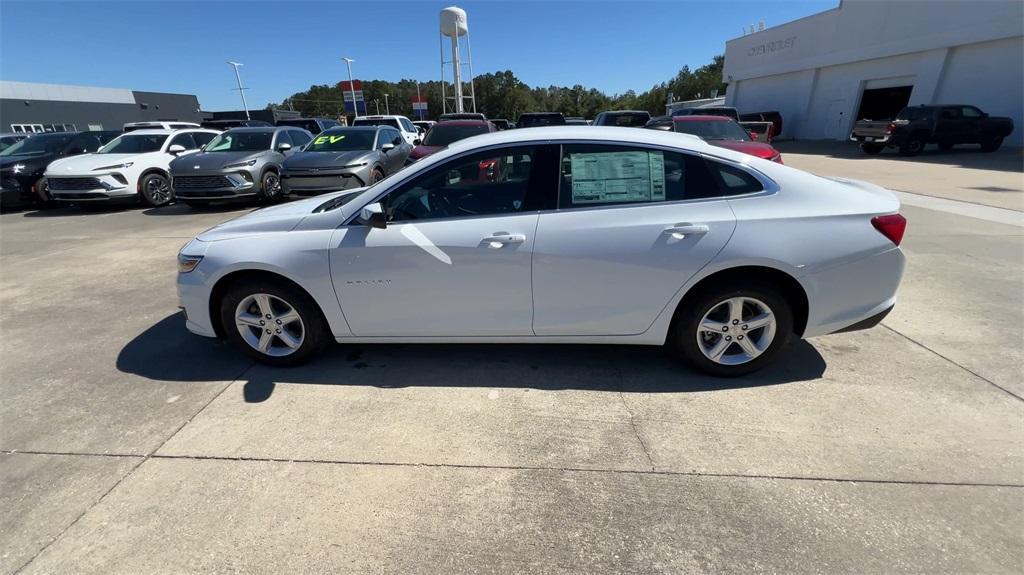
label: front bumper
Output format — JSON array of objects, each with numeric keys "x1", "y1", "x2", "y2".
[
  {"x1": 172, "y1": 170, "x2": 257, "y2": 200},
  {"x1": 280, "y1": 170, "x2": 365, "y2": 196},
  {"x1": 0, "y1": 174, "x2": 34, "y2": 205},
  {"x1": 47, "y1": 172, "x2": 134, "y2": 202}
]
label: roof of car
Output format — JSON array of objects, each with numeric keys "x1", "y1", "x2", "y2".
[
  {"x1": 223, "y1": 126, "x2": 291, "y2": 132},
  {"x1": 674, "y1": 115, "x2": 732, "y2": 122},
  {"x1": 357, "y1": 115, "x2": 411, "y2": 120},
  {"x1": 601, "y1": 110, "x2": 650, "y2": 115},
  {"x1": 447, "y1": 126, "x2": 705, "y2": 151},
  {"x1": 322, "y1": 126, "x2": 385, "y2": 132}
]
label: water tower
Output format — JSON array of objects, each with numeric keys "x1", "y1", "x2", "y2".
[{"x1": 439, "y1": 6, "x2": 476, "y2": 114}]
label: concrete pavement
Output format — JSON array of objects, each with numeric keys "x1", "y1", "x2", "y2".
[{"x1": 1, "y1": 149, "x2": 1022, "y2": 573}]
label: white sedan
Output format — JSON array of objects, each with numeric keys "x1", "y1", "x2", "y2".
[{"x1": 177, "y1": 127, "x2": 906, "y2": 376}]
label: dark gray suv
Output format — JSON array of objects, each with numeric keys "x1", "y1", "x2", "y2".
[
  {"x1": 170, "y1": 127, "x2": 312, "y2": 207},
  {"x1": 280, "y1": 126, "x2": 412, "y2": 197}
]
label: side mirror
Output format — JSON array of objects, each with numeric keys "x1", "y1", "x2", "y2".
[
  {"x1": 168, "y1": 144, "x2": 186, "y2": 155},
  {"x1": 277, "y1": 142, "x2": 292, "y2": 152},
  {"x1": 413, "y1": 139, "x2": 422, "y2": 146},
  {"x1": 381, "y1": 143, "x2": 396, "y2": 151},
  {"x1": 358, "y1": 202, "x2": 387, "y2": 229}
]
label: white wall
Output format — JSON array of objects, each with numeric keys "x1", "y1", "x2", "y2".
[{"x1": 934, "y1": 36, "x2": 1023, "y2": 145}]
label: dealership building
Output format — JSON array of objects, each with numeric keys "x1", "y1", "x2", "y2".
[
  {"x1": 0, "y1": 81, "x2": 202, "y2": 133},
  {"x1": 723, "y1": 0, "x2": 1023, "y2": 145}
]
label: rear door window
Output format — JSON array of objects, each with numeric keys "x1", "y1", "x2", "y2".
[
  {"x1": 558, "y1": 144, "x2": 720, "y2": 208},
  {"x1": 193, "y1": 131, "x2": 216, "y2": 148},
  {"x1": 169, "y1": 133, "x2": 198, "y2": 150},
  {"x1": 289, "y1": 130, "x2": 312, "y2": 147}
]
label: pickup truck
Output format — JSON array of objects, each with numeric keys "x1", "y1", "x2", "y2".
[{"x1": 850, "y1": 105, "x2": 1014, "y2": 156}]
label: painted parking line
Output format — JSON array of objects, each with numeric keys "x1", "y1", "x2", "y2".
[{"x1": 894, "y1": 190, "x2": 1023, "y2": 227}]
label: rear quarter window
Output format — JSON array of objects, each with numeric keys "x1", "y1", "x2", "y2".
[{"x1": 703, "y1": 159, "x2": 765, "y2": 196}]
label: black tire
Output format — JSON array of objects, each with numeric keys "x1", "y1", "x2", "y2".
[
  {"x1": 183, "y1": 200, "x2": 211, "y2": 209},
  {"x1": 371, "y1": 168, "x2": 385, "y2": 183},
  {"x1": 260, "y1": 170, "x2": 282, "y2": 203},
  {"x1": 898, "y1": 135, "x2": 925, "y2": 157},
  {"x1": 981, "y1": 137, "x2": 1003, "y2": 153},
  {"x1": 139, "y1": 173, "x2": 173, "y2": 207},
  {"x1": 861, "y1": 143, "x2": 884, "y2": 155},
  {"x1": 34, "y1": 176, "x2": 57, "y2": 207},
  {"x1": 670, "y1": 281, "x2": 794, "y2": 377},
  {"x1": 938, "y1": 142, "x2": 954, "y2": 151},
  {"x1": 219, "y1": 277, "x2": 330, "y2": 367}
]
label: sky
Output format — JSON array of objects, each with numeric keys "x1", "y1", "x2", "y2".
[{"x1": 0, "y1": 0, "x2": 835, "y2": 111}]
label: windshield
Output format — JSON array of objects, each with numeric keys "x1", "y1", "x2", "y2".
[
  {"x1": 518, "y1": 115, "x2": 565, "y2": 127},
  {"x1": 353, "y1": 118, "x2": 400, "y2": 129},
  {"x1": 205, "y1": 131, "x2": 273, "y2": 152},
  {"x1": 603, "y1": 113, "x2": 649, "y2": 127},
  {"x1": 0, "y1": 134, "x2": 73, "y2": 156},
  {"x1": 98, "y1": 134, "x2": 168, "y2": 154},
  {"x1": 422, "y1": 124, "x2": 489, "y2": 146},
  {"x1": 304, "y1": 130, "x2": 376, "y2": 152},
  {"x1": 673, "y1": 120, "x2": 751, "y2": 141}
]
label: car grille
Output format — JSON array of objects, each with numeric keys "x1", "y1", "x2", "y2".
[
  {"x1": 49, "y1": 177, "x2": 102, "y2": 191},
  {"x1": 173, "y1": 175, "x2": 233, "y2": 189}
]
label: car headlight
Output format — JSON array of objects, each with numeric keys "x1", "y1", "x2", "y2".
[
  {"x1": 225, "y1": 159, "x2": 257, "y2": 169},
  {"x1": 94, "y1": 162, "x2": 133, "y2": 171},
  {"x1": 12, "y1": 163, "x2": 26, "y2": 174},
  {"x1": 177, "y1": 253, "x2": 203, "y2": 273}
]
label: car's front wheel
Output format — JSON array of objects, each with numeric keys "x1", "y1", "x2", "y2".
[
  {"x1": 139, "y1": 173, "x2": 173, "y2": 207},
  {"x1": 220, "y1": 278, "x2": 330, "y2": 366},
  {"x1": 260, "y1": 171, "x2": 282, "y2": 203},
  {"x1": 672, "y1": 282, "x2": 793, "y2": 377}
]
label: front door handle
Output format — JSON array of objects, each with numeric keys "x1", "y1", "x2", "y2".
[
  {"x1": 481, "y1": 232, "x2": 526, "y2": 248},
  {"x1": 663, "y1": 223, "x2": 710, "y2": 239}
]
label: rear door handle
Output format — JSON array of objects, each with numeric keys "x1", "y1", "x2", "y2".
[
  {"x1": 663, "y1": 223, "x2": 710, "y2": 238},
  {"x1": 481, "y1": 232, "x2": 526, "y2": 248}
]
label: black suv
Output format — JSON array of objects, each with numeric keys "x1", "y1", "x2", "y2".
[
  {"x1": 275, "y1": 117, "x2": 341, "y2": 135},
  {"x1": 0, "y1": 130, "x2": 120, "y2": 207},
  {"x1": 516, "y1": 112, "x2": 566, "y2": 128}
]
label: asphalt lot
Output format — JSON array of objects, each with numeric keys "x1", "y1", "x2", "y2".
[{"x1": 1, "y1": 142, "x2": 1022, "y2": 574}]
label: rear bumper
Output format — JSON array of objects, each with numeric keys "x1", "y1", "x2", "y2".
[
  {"x1": 802, "y1": 247, "x2": 905, "y2": 338},
  {"x1": 850, "y1": 134, "x2": 891, "y2": 144}
]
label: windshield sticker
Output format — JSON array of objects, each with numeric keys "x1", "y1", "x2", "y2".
[
  {"x1": 570, "y1": 151, "x2": 665, "y2": 204},
  {"x1": 313, "y1": 135, "x2": 346, "y2": 145}
]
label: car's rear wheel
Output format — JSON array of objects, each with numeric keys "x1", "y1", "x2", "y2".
[
  {"x1": 861, "y1": 143, "x2": 884, "y2": 155},
  {"x1": 898, "y1": 135, "x2": 925, "y2": 156},
  {"x1": 140, "y1": 173, "x2": 173, "y2": 207},
  {"x1": 219, "y1": 278, "x2": 329, "y2": 366},
  {"x1": 981, "y1": 137, "x2": 1003, "y2": 152},
  {"x1": 260, "y1": 171, "x2": 282, "y2": 203},
  {"x1": 672, "y1": 282, "x2": 793, "y2": 377}
]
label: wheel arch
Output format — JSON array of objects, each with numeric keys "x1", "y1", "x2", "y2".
[
  {"x1": 208, "y1": 268, "x2": 330, "y2": 339},
  {"x1": 667, "y1": 265, "x2": 809, "y2": 339}
]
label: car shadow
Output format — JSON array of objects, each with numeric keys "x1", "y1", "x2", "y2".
[
  {"x1": 118, "y1": 312, "x2": 828, "y2": 403},
  {"x1": 774, "y1": 140, "x2": 1024, "y2": 173},
  {"x1": 20, "y1": 203, "x2": 139, "y2": 217},
  {"x1": 141, "y1": 202, "x2": 255, "y2": 216}
]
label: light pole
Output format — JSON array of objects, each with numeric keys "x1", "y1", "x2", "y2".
[
  {"x1": 372, "y1": 99, "x2": 380, "y2": 115},
  {"x1": 342, "y1": 57, "x2": 358, "y2": 118},
  {"x1": 226, "y1": 61, "x2": 250, "y2": 120},
  {"x1": 384, "y1": 93, "x2": 390, "y2": 115}
]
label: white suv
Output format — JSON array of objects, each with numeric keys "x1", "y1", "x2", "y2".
[
  {"x1": 46, "y1": 128, "x2": 218, "y2": 207},
  {"x1": 352, "y1": 115, "x2": 421, "y2": 146}
]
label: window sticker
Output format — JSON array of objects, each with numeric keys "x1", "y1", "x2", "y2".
[
  {"x1": 570, "y1": 151, "x2": 665, "y2": 204},
  {"x1": 313, "y1": 134, "x2": 346, "y2": 145}
]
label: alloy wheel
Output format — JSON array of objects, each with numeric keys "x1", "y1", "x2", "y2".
[
  {"x1": 696, "y1": 296, "x2": 777, "y2": 366},
  {"x1": 146, "y1": 177, "x2": 171, "y2": 205},
  {"x1": 234, "y1": 293, "x2": 305, "y2": 357},
  {"x1": 263, "y1": 173, "x2": 281, "y2": 198}
]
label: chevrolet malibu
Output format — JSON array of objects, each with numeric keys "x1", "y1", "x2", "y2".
[{"x1": 177, "y1": 127, "x2": 906, "y2": 376}]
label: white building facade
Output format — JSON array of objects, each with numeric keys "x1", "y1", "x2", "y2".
[{"x1": 722, "y1": 0, "x2": 1023, "y2": 145}]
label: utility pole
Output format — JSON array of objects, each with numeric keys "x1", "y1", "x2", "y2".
[
  {"x1": 384, "y1": 93, "x2": 390, "y2": 115},
  {"x1": 342, "y1": 57, "x2": 359, "y2": 118},
  {"x1": 373, "y1": 99, "x2": 380, "y2": 115},
  {"x1": 226, "y1": 61, "x2": 250, "y2": 120}
]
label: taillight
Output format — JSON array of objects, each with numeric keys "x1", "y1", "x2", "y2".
[
  {"x1": 885, "y1": 122, "x2": 896, "y2": 134},
  {"x1": 771, "y1": 154, "x2": 784, "y2": 164},
  {"x1": 871, "y1": 213, "x2": 907, "y2": 246}
]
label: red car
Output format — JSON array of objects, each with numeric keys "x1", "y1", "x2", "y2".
[
  {"x1": 407, "y1": 120, "x2": 497, "y2": 162},
  {"x1": 668, "y1": 115, "x2": 783, "y2": 163}
]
